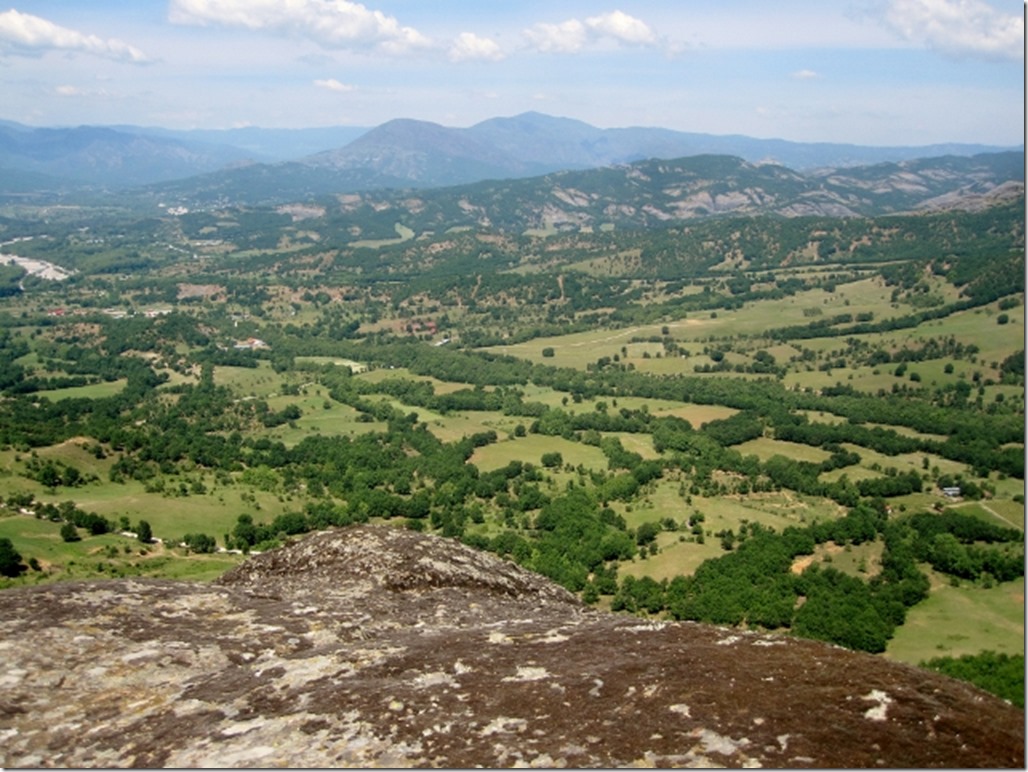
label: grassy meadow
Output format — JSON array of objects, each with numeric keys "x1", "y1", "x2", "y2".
[{"x1": 885, "y1": 574, "x2": 1025, "y2": 666}]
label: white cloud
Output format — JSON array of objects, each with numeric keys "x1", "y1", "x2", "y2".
[
  {"x1": 585, "y1": 10, "x2": 657, "y2": 46},
  {"x1": 792, "y1": 69, "x2": 821, "y2": 80},
  {"x1": 314, "y1": 78, "x2": 356, "y2": 92},
  {"x1": 168, "y1": 0, "x2": 432, "y2": 55},
  {"x1": 0, "y1": 9, "x2": 149, "y2": 63},
  {"x1": 880, "y1": 0, "x2": 1023, "y2": 60},
  {"x1": 523, "y1": 18, "x2": 588, "y2": 53},
  {"x1": 448, "y1": 32, "x2": 504, "y2": 62},
  {"x1": 523, "y1": 10, "x2": 658, "y2": 53}
]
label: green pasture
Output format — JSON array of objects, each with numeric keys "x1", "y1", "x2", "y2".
[
  {"x1": 818, "y1": 444, "x2": 971, "y2": 491},
  {"x1": 663, "y1": 276, "x2": 934, "y2": 342},
  {"x1": 260, "y1": 394, "x2": 388, "y2": 445},
  {"x1": 794, "y1": 409, "x2": 846, "y2": 425},
  {"x1": 366, "y1": 396, "x2": 502, "y2": 443},
  {"x1": 618, "y1": 531, "x2": 723, "y2": 581},
  {"x1": 836, "y1": 443, "x2": 968, "y2": 479},
  {"x1": 156, "y1": 368, "x2": 200, "y2": 389},
  {"x1": 12, "y1": 438, "x2": 114, "y2": 481},
  {"x1": 295, "y1": 355, "x2": 367, "y2": 373},
  {"x1": 475, "y1": 294, "x2": 912, "y2": 370},
  {"x1": 950, "y1": 501, "x2": 1024, "y2": 531},
  {"x1": 818, "y1": 466, "x2": 883, "y2": 484},
  {"x1": 20, "y1": 476, "x2": 295, "y2": 547},
  {"x1": 913, "y1": 305, "x2": 1023, "y2": 370},
  {"x1": 629, "y1": 353, "x2": 706, "y2": 377},
  {"x1": 787, "y1": 354, "x2": 1020, "y2": 398},
  {"x1": 508, "y1": 386, "x2": 705, "y2": 421},
  {"x1": 0, "y1": 513, "x2": 244, "y2": 587},
  {"x1": 213, "y1": 362, "x2": 284, "y2": 397},
  {"x1": 690, "y1": 488, "x2": 846, "y2": 530},
  {"x1": 12, "y1": 350, "x2": 39, "y2": 367},
  {"x1": 863, "y1": 422, "x2": 948, "y2": 443},
  {"x1": 649, "y1": 403, "x2": 738, "y2": 426},
  {"x1": 735, "y1": 437, "x2": 833, "y2": 464},
  {"x1": 32, "y1": 378, "x2": 127, "y2": 401},
  {"x1": 511, "y1": 387, "x2": 734, "y2": 429},
  {"x1": 422, "y1": 410, "x2": 514, "y2": 444},
  {"x1": 469, "y1": 434, "x2": 608, "y2": 474},
  {"x1": 617, "y1": 483, "x2": 848, "y2": 582},
  {"x1": 608, "y1": 431, "x2": 660, "y2": 459},
  {"x1": 484, "y1": 324, "x2": 677, "y2": 369},
  {"x1": 357, "y1": 367, "x2": 474, "y2": 393},
  {"x1": 885, "y1": 574, "x2": 1024, "y2": 666},
  {"x1": 350, "y1": 223, "x2": 416, "y2": 249},
  {"x1": 791, "y1": 539, "x2": 885, "y2": 579}
]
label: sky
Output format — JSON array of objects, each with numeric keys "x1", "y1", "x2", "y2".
[{"x1": 0, "y1": 0, "x2": 1023, "y2": 146}]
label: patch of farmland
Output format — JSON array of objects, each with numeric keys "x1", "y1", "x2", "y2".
[
  {"x1": 884, "y1": 575, "x2": 1024, "y2": 666},
  {"x1": 469, "y1": 434, "x2": 608, "y2": 474},
  {"x1": 650, "y1": 403, "x2": 739, "y2": 427},
  {"x1": 734, "y1": 437, "x2": 833, "y2": 464}
]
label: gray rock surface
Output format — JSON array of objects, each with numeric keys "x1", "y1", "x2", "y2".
[{"x1": 1, "y1": 525, "x2": 1023, "y2": 768}]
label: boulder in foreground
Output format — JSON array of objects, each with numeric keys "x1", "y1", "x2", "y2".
[{"x1": 0, "y1": 525, "x2": 1023, "y2": 768}]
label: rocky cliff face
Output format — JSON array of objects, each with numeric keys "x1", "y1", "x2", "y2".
[{"x1": 0, "y1": 525, "x2": 1023, "y2": 768}]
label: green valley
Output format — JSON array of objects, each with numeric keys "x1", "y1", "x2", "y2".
[{"x1": 0, "y1": 159, "x2": 1022, "y2": 683}]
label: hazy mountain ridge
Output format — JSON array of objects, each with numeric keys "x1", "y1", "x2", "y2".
[
  {"x1": 0, "y1": 124, "x2": 259, "y2": 188},
  {"x1": 291, "y1": 111, "x2": 1021, "y2": 194},
  {"x1": 157, "y1": 150, "x2": 1022, "y2": 234},
  {"x1": 0, "y1": 112, "x2": 1018, "y2": 196}
]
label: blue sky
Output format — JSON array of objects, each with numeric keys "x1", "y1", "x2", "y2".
[{"x1": 0, "y1": 1, "x2": 1022, "y2": 145}]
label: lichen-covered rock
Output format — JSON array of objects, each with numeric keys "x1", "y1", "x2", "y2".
[{"x1": 0, "y1": 525, "x2": 1023, "y2": 768}]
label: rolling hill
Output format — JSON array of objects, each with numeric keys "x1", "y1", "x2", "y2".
[{"x1": 150, "y1": 149, "x2": 1025, "y2": 236}]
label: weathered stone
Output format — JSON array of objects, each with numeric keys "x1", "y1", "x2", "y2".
[{"x1": 0, "y1": 525, "x2": 1023, "y2": 768}]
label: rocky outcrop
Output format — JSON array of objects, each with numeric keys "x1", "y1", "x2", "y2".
[{"x1": 0, "y1": 525, "x2": 1023, "y2": 768}]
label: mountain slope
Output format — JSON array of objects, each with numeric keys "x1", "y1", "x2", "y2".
[
  {"x1": 1, "y1": 525, "x2": 1022, "y2": 768},
  {"x1": 303, "y1": 118, "x2": 534, "y2": 186},
  {"x1": 155, "y1": 150, "x2": 1022, "y2": 235},
  {"x1": 122, "y1": 124, "x2": 370, "y2": 163},
  {"x1": 0, "y1": 123, "x2": 253, "y2": 188}
]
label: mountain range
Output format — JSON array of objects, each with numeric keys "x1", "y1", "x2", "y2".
[
  {"x1": 0, "y1": 112, "x2": 1020, "y2": 197},
  {"x1": 155, "y1": 150, "x2": 1024, "y2": 236}
]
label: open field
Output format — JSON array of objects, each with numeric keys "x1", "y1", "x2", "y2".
[
  {"x1": 618, "y1": 482, "x2": 848, "y2": 582},
  {"x1": 261, "y1": 392, "x2": 388, "y2": 444},
  {"x1": 0, "y1": 513, "x2": 245, "y2": 587},
  {"x1": 735, "y1": 437, "x2": 834, "y2": 464},
  {"x1": 790, "y1": 539, "x2": 885, "y2": 579},
  {"x1": 213, "y1": 362, "x2": 284, "y2": 396},
  {"x1": 55, "y1": 482, "x2": 293, "y2": 541},
  {"x1": 469, "y1": 434, "x2": 608, "y2": 473},
  {"x1": 951, "y1": 501, "x2": 1025, "y2": 531},
  {"x1": 357, "y1": 367, "x2": 471, "y2": 393},
  {"x1": 349, "y1": 223, "x2": 416, "y2": 249},
  {"x1": 31, "y1": 379, "x2": 128, "y2": 401},
  {"x1": 885, "y1": 574, "x2": 1025, "y2": 665},
  {"x1": 295, "y1": 355, "x2": 367, "y2": 373}
]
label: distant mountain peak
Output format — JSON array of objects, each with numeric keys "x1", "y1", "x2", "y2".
[{"x1": 0, "y1": 113, "x2": 1019, "y2": 195}]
